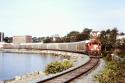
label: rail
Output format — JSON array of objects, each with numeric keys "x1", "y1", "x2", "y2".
[{"x1": 37, "y1": 57, "x2": 99, "y2": 83}]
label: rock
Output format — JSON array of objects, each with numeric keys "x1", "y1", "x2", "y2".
[
  {"x1": 26, "y1": 73, "x2": 31, "y2": 77},
  {"x1": 63, "y1": 59, "x2": 68, "y2": 61},
  {"x1": 15, "y1": 76, "x2": 21, "y2": 80},
  {"x1": 22, "y1": 75, "x2": 27, "y2": 79},
  {"x1": 38, "y1": 71, "x2": 45, "y2": 76}
]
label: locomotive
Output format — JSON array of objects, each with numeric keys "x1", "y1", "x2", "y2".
[{"x1": 86, "y1": 39, "x2": 101, "y2": 56}]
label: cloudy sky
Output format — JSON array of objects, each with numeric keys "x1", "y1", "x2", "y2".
[{"x1": 0, "y1": 0, "x2": 125, "y2": 37}]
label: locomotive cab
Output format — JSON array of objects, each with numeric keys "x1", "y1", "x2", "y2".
[{"x1": 86, "y1": 39, "x2": 101, "y2": 56}]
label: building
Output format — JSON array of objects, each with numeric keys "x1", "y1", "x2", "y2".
[
  {"x1": 0, "y1": 32, "x2": 4, "y2": 42},
  {"x1": 116, "y1": 35, "x2": 125, "y2": 40},
  {"x1": 116, "y1": 35, "x2": 125, "y2": 45},
  {"x1": 13, "y1": 35, "x2": 32, "y2": 44},
  {"x1": 90, "y1": 31, "x2": 100, "y2": 39}
]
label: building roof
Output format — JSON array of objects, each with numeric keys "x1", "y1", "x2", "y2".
[{"x1": 117, "y1": 35, "x2": 125, "y2": 40}]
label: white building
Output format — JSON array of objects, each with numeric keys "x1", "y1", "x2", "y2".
[{"x1": 116, "y1": 35, "x2": 125, "y2": 40}]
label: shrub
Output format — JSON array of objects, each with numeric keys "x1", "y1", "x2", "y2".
[
  {"x1": 101, "y1": 51, "x2": 113, "y2": 61},
  {"x1": 105, "y1": 53, "x2": 112, "y2": 61},
  {"x1": 117, "y1": 51, "x2": 125, "y2": 58},
  {"x1": 45, "y1": 60, "x2": 73, "y2": 74},
  {"x1": 102, "y1": 51, "x2": 108, "y2": 57},
  {"x1": 96, "y1": 60, "x2": 125, "y2": 83}
]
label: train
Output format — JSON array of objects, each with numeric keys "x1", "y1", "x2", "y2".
[{"x1": 2, "y1": 40, "x2": 101, "y2": 56}]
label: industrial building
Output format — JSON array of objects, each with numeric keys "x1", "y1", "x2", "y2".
[{"x1": 13, "y1": 35, "x2": 32, "y2": 44}]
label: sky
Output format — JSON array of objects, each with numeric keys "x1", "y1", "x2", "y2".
[{"x1": 0, "y1": 0, "x2": 125, "y2": 37}]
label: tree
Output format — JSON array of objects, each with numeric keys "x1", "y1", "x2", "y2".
[
  {"x1": 81, "y1": 28, "x2": 92, "y2": 40},
  {"x1": 62, "y1": 36, "x2": 70, "y2": 42},
  {"x1": 55, "y1": 37, "x2": 63, "y2": 43},
  {"x1": 110, "y1": 28, "x2": 118, "y2": 49},
  {"x1": 4, "y1": 37, "x2": 13, "y2": 43},
  {"x1": 99, "y1": 28, "x2": 118, "y2": 51},
  {"x1": 82, "y1": 28, "x2": 92, "y2": 34},
  {"x1": 43, "y1": 37, "x2": 53, "y2": 43},
  {"x1": 67, "y1": 31, "x2": 80, "y2": 37},
  {"x1": 119, "y1": 32, "x2": 125, "y2": 36},
  {"x1": 66, "y1": 31, "x2": 80, "y2": 42},
  {"x1": 32, "y1": 37, "x2": 38, "y2": 43}
]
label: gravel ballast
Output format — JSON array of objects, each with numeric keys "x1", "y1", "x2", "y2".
[{"x1": 70, "y1": 59, "x2": 106, "y2": 83}]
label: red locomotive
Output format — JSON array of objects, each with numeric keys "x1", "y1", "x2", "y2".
[
  {"x1": 86, "y1": 31, "x2": 101, "y2": 56},
  {"x1": 86, "y1": 39, "x2": 101, "y2": 55}
]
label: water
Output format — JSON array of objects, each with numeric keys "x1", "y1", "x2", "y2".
[{"x1": 0, "y1": 52, "x2": 64, "y2": 80}]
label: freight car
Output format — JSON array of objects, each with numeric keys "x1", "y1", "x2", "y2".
[{"x1": 2, "y1": 40, "x2": 101, "y2": 56}]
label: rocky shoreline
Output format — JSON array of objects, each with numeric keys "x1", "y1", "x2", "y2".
[{"x1": 0, "y1": 49, "x2": 90, "y2": 83}]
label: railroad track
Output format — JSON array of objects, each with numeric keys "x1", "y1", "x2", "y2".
[{"x1": 37, "y1": 57, "x2": 99, "y2": 83}]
